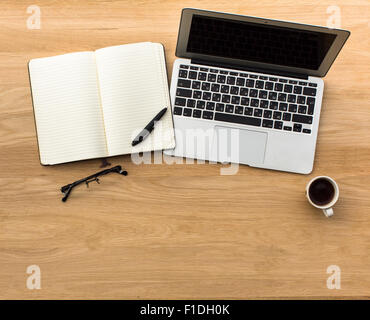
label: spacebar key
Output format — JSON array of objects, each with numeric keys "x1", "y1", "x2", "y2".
[{"x1": 215, "y1": 112, "x2": 261, "y2": 126}]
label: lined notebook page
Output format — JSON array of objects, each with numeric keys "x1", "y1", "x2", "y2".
[
  {"x1": 29, "y1": 52, "x2": 108, "y2": 164},
  {"x1": 95, "y1": 42, "x2": 175, "y2": 156}
]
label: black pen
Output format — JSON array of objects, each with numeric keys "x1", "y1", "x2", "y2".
[{"x1": 132, "y1": 107, "x2": 167, "y2": 147}]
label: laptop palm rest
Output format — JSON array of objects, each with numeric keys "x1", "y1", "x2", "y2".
[{"x1": 211, "y1": 126, "x2": 267, "y2": 165}]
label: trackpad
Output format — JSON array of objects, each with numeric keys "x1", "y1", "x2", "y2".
[{"x1": 212, "y1": 126, "x2": 267, "y2": 165}]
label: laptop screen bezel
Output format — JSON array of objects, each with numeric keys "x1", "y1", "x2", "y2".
[{"x1": 176, "y1": 8, "x2": 350, "y2": 78}]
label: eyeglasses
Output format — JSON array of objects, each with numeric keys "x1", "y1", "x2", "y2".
[{"x1": 60, "y1": 165, "x2": 128, "y2": 202}]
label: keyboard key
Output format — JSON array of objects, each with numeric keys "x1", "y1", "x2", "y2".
[
  {"x1": 274, "y1": 121, "x2": 283, "y2": 129},
  {"x1": 208, "y1": 73, "x2": 217, "y2": 82},
  {"x1": 189, "y1": 71, "x2": 197, "y2": 79},
  {"x1": 289, "y1": 104, "x2": 297, "y2": 112},
  {"x1": 265, "y1": 82, "x2": 274, "y2": 90},
  {"x1": 220, "y1": 70, "x2": 228, "y2": 75},
  {"x1": 240, "y1": 88, "x2": 249, "y2": 96},
  {"x1": 210, "y1": 68, "x2": 218, "y2": 73},
  {"x1": 230, "y1": 72, "x2": 238, "y2": 76},
  {"x1": 215, "y1": 112, "x2": 261, "y2": 127},
  {"x1": 298, "y1": 105, "x2": 307, "y2": 114},
  {"x1": 190, "y1": 66, "x2": 198, "y2": 70},
  {"x1": 227, "y1": 76, "x2": 236, "y2": 85},
  {"x1": 231, "y1": 96, "x2": 240, "y2": 104},
  {"x1": 287, "y1": 94, "x2": 296, "y2": 103},
  {"x1": 212, "y1": 93, "x2": 221, "y2": 102},
  {"x1": 180, "y1": 64, "x2": 189, "y2": 69},
  {"x1": 173, "y1": 106, "x2": 182, "y2": 115},
  {"x1": 236, "y1": 77, "x2": 245, "y2": 86},
  {"x1": 250, "y1": 89, "x2": 258, "y2": 97},
  {"x1": 200, "y1": 67, "x2": 208, "y2": 72},
  {"x1": 235, "y1": 106, "x2": 244, "y2": 114},
  {"x1": 193, "y1": 109, "x2": 201, "y2": 118},
  {"x1": 193, "y1": 91, "x2": 202, "y2": 99},
  {"x1": 202, "y1": 82, "x2": 210, "y2": 91},
  {"x1": 279, "y1": 78, "x2": 288, "y2": 83},
  {"x1": 299, "y1": 81, "x2": 307, "y2": 86},
  {"x1": 262, "y1": 119, "x2": 273, "y2": 128},
  {"x1": 269, "y1": 77, "x2": 278, "y2": 81},
  {"x1": 222, "y1": 94, "x2": 231, "y2": 103},
  {"x1": 303, "y1": 87, "x2": 317, "y2": 96},
  {"x1": 293, "y1": 114, "x2": 313, "y2": 124},
  {"x1": 260, "y1": 100, "x2": 269, "y2": 108},
  {"x1": 216, "y1": 103, "x2": 225, "y2": 112},
  {"x1": 250, "y1": 99, "x2": 259, "y2": 107},
  {"x1": 217, "y1": 75, "x2": 226, "y2": 83},
  {"x1": 282, "y1": 112, "x2": 291, "y2": 121},
  {"x1": 203, "y1": 92, "x2": 212, "y2": 100},
  {"x1": 198, "y1": 72, "x2": 207, "y2": 81},
  {"x1": 179, "y1": 69, "x2": 188, "y2": 78},
  {"x1": 202, "y1": 111, "x2": 214, "y2": 120},
  {"x1": 279, "y1": 102, "x2": 288, "y2": 111},
  {"x1": 259, "y1": 90, "x2": 268, "y2": 99},
  {"x1": 306, "y1": 97, "x2": 316, "y2": 106},
  {"x1": 293, "y1": 123, "x2": 302, "y2": 132},
  {"x1": 297, "y1": 96, "x2": 306, "y2": 104},
  {"x1": 177, "y1": 88, "x2": 192, "y2": 98},
  {"x1": 246, "y1": 79, "x2": 255, "y2": 87},
  {"x1": 269, "y1": 101, "x2": 278, "y2": 110},
  {"x1": 178, "y1": 79, "x2": 191, "y2": 88},
  {"x1": 273, "y1": 111, "x2": 282, "y2": 120},
  {"x1": 196, "y1": 100, "x2": 205, "y2": 109},
  {"x1": 192, "y1": 81, "x2": 201, "y2": 90},
  {"x1": 225, "y1": 104, "x2": 234, "y2": 113},
  {"x1": 293, "y1": 86, "x2": 302, "y2": 94},
  {"x1": 175, "y1": 97, "x2": 186, "y2": 106},
  {"x1": 275, "y1": 83, "x2": 283, "y2": 91},
  {"x1": 230, "y1": 86, "x2": 239, "y2": 95},
  {"x1": 283, "y1": 126, "x2": 292, "y2": 131},
  {"x1": 256, "y1": 80, "x2": 264, "y2": 89},
  {"x1": 183, "y1": 108, "x2": 192, "y2": 117},
  {"x1": 211, "y1": 83, "x2": 220, "y2": 92},
  {"x1": 254, "y1": 108, "x2": 263, "y2": 117},
  {"x1": 259, "y1": 76, "x2": 268, "y2": 80},
  {"x1": 284, "y1": 84, "x2": 293, "y2": 93},
  {"x1": 308, "y1": 83, "x2": 317, "y2": 87},
  {"x1": 278, "y1": 93, "x2": 287, "y2": 102},
  {"x1": 250, "y1": 74, "x2": 258, "y2": 79},
  {"x1": 263, "y1": 110, "x2": 272, "y2": 119},
  {"x1": 244, "y1": 107, "x2": 253, "y2": 115},
  {"x1": 303, "y1": 128, "x2": 311, "y2": 134},
  {"x1": 241, "y1": 97, "x2": 250, "y2": 106},
  {"x1": 221, "y1": 85, "x2": 230, "y2": 93},
  {"x1": 206, "y1": 102, "x2": 215, "y2": 110},
  {"x1": 289, "y1": 80, "x2": 298, "y2": 84},
  {"x1": 308, "y1": 105, "x2": 314, "y2": 115},
  {"x1": 187, "y1": 99, "x2": 196, "y2": 108},
  {"x1": 239, "y1": 73, "x2": 248, "y2": 77},
  {"x1": 268, "y1": 92, "x2": 277, "y2": 100}
]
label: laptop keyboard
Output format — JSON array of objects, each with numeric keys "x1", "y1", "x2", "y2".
[{"x1": 173, "y1": 64, "x2": 318, "y2": 134}]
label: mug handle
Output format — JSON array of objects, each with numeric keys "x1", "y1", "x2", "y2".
[{"x1": 323, "y1": 208, "x2": 334, "y2": 217}]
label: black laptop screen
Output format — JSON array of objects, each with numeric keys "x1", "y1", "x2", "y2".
[{"x1": 186, "y1": 15, "x2": 337, "y2": 70}]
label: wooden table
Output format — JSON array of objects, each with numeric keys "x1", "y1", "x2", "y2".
[{"x1": 0, "y1": 0, "x2": 369, "y2": 299}]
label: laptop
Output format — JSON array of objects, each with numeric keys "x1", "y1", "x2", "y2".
[{"x1": 164, "y1": 9, "x2": 350, "y2": 174}]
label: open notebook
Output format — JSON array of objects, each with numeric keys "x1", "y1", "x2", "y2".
[{"x1": 29, "y1": 42, "x2": 175, "y2": 165}]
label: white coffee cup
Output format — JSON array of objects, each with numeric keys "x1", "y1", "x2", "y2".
[{"x1": 306, "y1": 176, "x2": 339, "y2": 217}]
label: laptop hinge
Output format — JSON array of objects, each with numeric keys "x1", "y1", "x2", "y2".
[{"x1": 191, "y1": 59, "x2": 309, "y2": 80}]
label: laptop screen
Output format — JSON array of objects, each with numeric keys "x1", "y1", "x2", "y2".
[{"x1": 186, "y1": 15, "x2": 337, "y2": 71}]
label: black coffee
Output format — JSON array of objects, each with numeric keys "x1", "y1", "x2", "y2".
[{"x1": 308, "y1": 178, "x2": 335, "y2": 206}]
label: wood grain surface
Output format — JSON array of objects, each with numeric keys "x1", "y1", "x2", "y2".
[{"x1": 0, "y1": 0, "x2": 369, "y2": 299}]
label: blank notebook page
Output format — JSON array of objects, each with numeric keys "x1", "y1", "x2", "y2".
[
  {"x1": 29, "y1": 52, "x2": 107, "y2": 164},
  {"x1": 95, "y1": 42, "x2": 175, "y2": 156}
]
